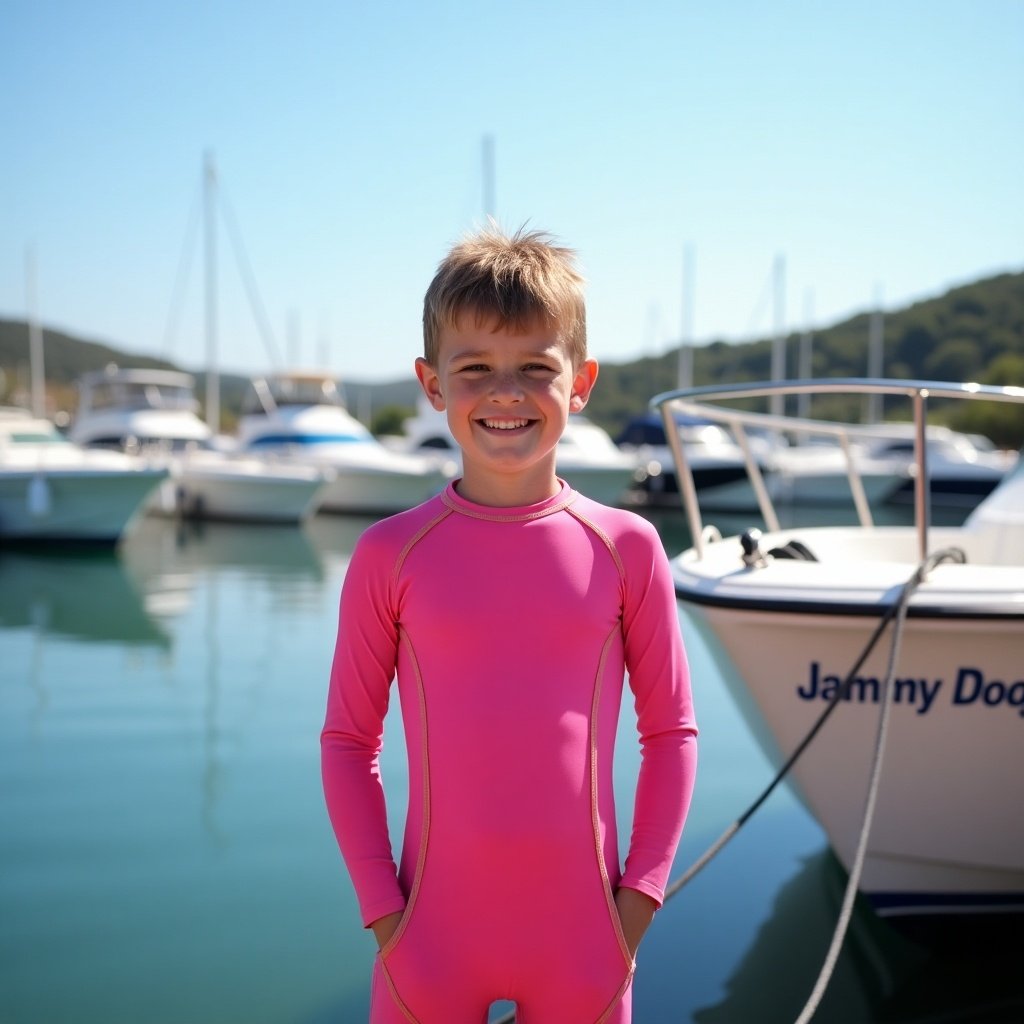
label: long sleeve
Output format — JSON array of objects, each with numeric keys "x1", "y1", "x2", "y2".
[
  {"x1": 617, "y1": 521, "x2": 698, "y2": 905},
  {"x1": 320, "y1": 529, "x2": 407, "y2": 927}
]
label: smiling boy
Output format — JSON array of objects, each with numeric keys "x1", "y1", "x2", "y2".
[{"x1": 321, "y1": 226, "x2": 698, "y2": 1023}]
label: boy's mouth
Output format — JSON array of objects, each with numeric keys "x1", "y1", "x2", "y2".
[{"x1": 479, "y1": 418, "x2": 532, "y2": 431}]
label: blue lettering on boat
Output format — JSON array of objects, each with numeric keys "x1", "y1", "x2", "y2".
[
  {"x1": 797, "y1": 662, "x2": 941, "y2": 714},
  {"x1": 953, "y1": 667, "x2": 1024, "y2": 717}
]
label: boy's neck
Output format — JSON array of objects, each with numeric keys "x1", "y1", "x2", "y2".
[{"x1": 454, "y1": 462, "x2": 562, "y2": 508}]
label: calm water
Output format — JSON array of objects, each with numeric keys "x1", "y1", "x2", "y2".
[{"x1": 1, "y1": 508, "x2": 1019, "y2": 1024}]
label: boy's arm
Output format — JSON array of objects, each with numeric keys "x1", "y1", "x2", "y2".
[
  {"x1": 614, "y1": 885, "x2": 658, "y2": 958},
  {"x1": 321, "y1": 531, "x2": 407, "y2": 928},
  {"x1": 369, "y1": 910, "x2": 405, "y2": 950},
  {"x1": 619, "y1": 521, "x2": 699, "y2": 908}
]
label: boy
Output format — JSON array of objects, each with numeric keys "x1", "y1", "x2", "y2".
[{"x1": 321, "y1": 226, "x2": 697, "y2": 1023}]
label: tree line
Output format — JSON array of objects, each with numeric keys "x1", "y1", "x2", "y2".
[{"x1": 2, "y1": 270, "x2": 1022, "y2": 447}]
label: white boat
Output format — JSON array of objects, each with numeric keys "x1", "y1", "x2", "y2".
[
  {"x1": 615, "y1": 411, "x2": 769, "y2": 510},
  {"x1": 0, "y1": 407, "x2": 166, "y2": 543},
  {"x1": 397, "y1": 398, "x2": 640, "y2": 506},
  {"x1": 766, "y1": 437, "x2": 909, "y2": 507},
  {"x1": 234, "y1": 373, "x2": 451, "y2": 515},
  {"x1": 853, "y1": 423, "x2": 1017, "y2": 510},
  {"x1": 655, "y1": 378, "x2": 1024, "y2": 922},
  {"x1": 764, "y1": 421, "x2": 1015, "y2": 511},
  {"x1": 69, "y1": 368, "x2": 327, "y2": 524}
]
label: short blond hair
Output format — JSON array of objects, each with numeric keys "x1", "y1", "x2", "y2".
[{"x1": 422, "y1": 224, "x2": 587, "y2": 367}]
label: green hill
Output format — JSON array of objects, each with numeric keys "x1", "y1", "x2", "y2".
[
  {"x1": 585, "y1": 270, "x2": 1024, "y2": 447},
  {"x1": 3, "y1": 269, "x2": 1022, "y2": 444}
]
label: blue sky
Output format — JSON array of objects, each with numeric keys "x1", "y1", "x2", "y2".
[{"x1": 3, "y1": 1, "x2": 1022, "y2": 383}]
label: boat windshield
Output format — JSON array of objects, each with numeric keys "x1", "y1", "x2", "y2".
[
  {"x1": 87, "y1": 380, "x2": 199, "y2": 413},
  {"x1": 270, "y1": 377, "x2": 345, "y2": 408}
]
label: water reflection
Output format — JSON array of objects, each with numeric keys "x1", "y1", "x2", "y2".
[
  {"x1": 122, "y1": 516, "x2": 327, "y2": 582},
  {"x1": 0, "y1": 547, "x2": 170, "y2": 648},
  {"x1": 693, "y1": 847, "x2": 1024, "y2": 1023}
]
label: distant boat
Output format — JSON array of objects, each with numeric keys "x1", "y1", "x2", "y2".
[
  {"x1": 396, "y1": 397, "x2": 640, "y2": 507},
  {"x1": 233, "y1": 372, "x2": 451, "y2": 515},
  {"x1": 658, "y1": 377, "x2": 1024, "y2": 922},
  {"x1": 766, "y1": 426, "x2": 1016, "y2": 510},
  {"x1": 69, "y1": 367, "x2": 328, "y2": 524},
  {"x1": 0, "y1": 406, "x2": 166, "y2": 544},
  {"x1": 615, "y1": 411, "x2": 769, "y2": 510},
  {"x1": 852, "y1": 423, "x2": 1017, "y2": 509}
]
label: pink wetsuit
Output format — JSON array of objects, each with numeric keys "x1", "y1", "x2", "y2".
[{"x1": 322, "y1": 481, "x2": 697, "y2": 1024}]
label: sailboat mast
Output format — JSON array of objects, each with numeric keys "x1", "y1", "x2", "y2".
[
  {"x1": 25, "y1": 246, "x2": 46, "y2": 418},
  {"x1": 867, "y1": 285, "x2": 884, "y2": 423},
  {"x1": 798, "y1": 288, "x2": 815, "y2": 421},
  {"x1": 771, "y1": 253, "x2": 786, "y2": 417},
  {"x1": 482, "y1": 134, "x2": 496, "y2": 221},
  {"x1": 677, "y1": 243, "x2": 695, "y2": 389},
  {"x1": 204, "y1": 151, "x2": 220, "y2": 434}
]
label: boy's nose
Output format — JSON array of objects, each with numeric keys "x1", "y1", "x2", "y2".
[{"x1": 490, "y1": 372, "x2": 524, "y2": 402}]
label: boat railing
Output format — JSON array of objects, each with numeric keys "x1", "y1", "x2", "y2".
[{"x1": 649, "y1": 378, "x2": 1024, "y2": 561}]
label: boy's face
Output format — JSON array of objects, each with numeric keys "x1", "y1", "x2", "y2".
[{"x1": 415, "y1": 313, "x2": 598, "y2": 504}]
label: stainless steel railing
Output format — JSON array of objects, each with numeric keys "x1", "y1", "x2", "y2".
[{"x1": 649, "y1": 378, "x2": 1024, "y2": 562}]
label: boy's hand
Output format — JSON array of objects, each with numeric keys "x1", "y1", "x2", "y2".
[
  {"x1": 614, "y1": 887, "x2": 658, "y2": 959},
  {"x1": 370, "y1": 910, "x2": 404, "y2": 951}
]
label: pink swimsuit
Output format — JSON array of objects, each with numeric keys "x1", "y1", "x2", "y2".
[{"x1": 322, "y1": 482, "x2": 697, "y2": 1024}]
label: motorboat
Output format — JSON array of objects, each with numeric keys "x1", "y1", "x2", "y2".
[
  {"x1": 769, "y1": 422, "x2": 1017, "y2": 511},
  {"x1": 233, "y1": 373, "x2": 451, "y2": 515},
  {"x1": 766, "y1": 436, "x2": 910, "y2": 507},
  {"x1": 69, "y1": 368, "x2": 328, "y2": 524},
  {"x1": 853, "y1": 423, "x2": 1017, "y2": 510},
  {"x1": 0, "y1": 407, "x2": 166, "y2": 544},
  {"x1": 398, "y1": 397, "x2": 640, "y2": 506},
  {"x1": 655, "y1": 378, "x2": 1024, "y2": 922},
  {"x1": 615, "y1": 411, "x2": 769, "y2": 510}
]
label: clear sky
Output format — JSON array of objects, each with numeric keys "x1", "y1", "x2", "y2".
[{"x1": 3, "y1": 0, "x2": 1022, "y2": 383}]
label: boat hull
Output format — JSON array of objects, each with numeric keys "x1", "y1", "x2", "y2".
[
  {"x1": 146, "y1": 457, "x2": 326, "y2": 524},
  {"x1": 684, "y1": 597, "x2": 1024, "y2": 918},
  {"x1": 0, "y1": 468, "x2": 166, "y2": 543},
  {"x1": 313, "y1": 461, "x2": 449, "y2": 516},
  {"x1": 555, "y1": 464, "x2": 636, "y2": 506}
]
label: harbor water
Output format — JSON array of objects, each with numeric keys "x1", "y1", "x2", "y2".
[{"x1": 1, "y1": 508, "x2": 1020, "y2": 1024}]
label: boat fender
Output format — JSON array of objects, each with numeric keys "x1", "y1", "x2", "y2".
[
  {"x1": 768, "y1": 538, "x2": 819, "y2": 562},
  {"x1": 28, "y1": 474, "x2": 51, "y2": 517}
]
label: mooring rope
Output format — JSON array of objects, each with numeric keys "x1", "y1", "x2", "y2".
[
  {"x1": 791, "y1": 546, "x2": 963, "y2": 1022},
  {"x1": 492, "y1": 547, "x2": 964, "y2": 1024}
]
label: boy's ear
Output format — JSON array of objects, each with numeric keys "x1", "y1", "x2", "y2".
[
  {"x1": 569, "y1": 359, "x2": 599, "y2": 413},
  {"x1": 415, "y1": 357, "x2": 446, "y2": 411}
]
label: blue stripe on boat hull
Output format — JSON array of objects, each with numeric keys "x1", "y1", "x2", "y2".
[{"x1": 870, "y1": 891, "x2": 1024, "y2": 917}]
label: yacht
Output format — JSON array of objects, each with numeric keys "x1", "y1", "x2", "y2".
[
  {"x1": 615, "y1": 411, "x2": 769, "y2": 510},
  {"x1": 234, "y1": 373, "x2": 450, "y2": 515},
  {"x1": 69, "y1": 368, "x2": 327, "y2": 524},
  {"x1": 0, "y1": 407, "x2": 166, "y2": 543},
  {"x1": 398, "y1": 398, "x2": 639, "y2": 506}
]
